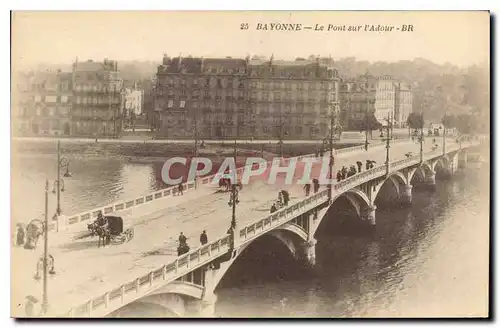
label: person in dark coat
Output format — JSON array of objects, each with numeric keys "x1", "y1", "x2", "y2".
[
  {"x1": 16, "y1": 224, "x2": 25, "y2": 246},
  {"x1": 341, "y1": 166, "x2": 347, "y2": 179},
  {"x1": 178, "y1": 182, "x2": 184, "y2": 195},
  {"x1": 178, "y1": 232, "x2": 187, "y2": 245},
  {"x1": 312, "y1": 178, "x2": 319, "y2": 193},
  {"x1": 281, "y1": 190, "x2": 290, "y2": 206},
  {"x1": 304, "y1": 182, "x2": 311, "y2": 197},
  {"x1": 356, "y1": 161, "x2": 362, "y2": 173},
  {"x1": 366, "y1": 160, "x2": 371, "y2": 170},
  {"x1": 336, "y1": 170, "x2": 342, "y2": 182},
  {"x1": 270, "y1": 203, "x2": 277, "y2": 213},
  {"x1": 200, "y1": 230, "x2": 208, "y2": 245}
]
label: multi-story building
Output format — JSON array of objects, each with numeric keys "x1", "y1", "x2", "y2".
[
  {"x1": 71, "y1": 59, "x2": 123, "y2": 137},
  {"x1": 154, "y1": 55, "x2": 340, "y2": 140},
  {"x1": 247, "y1": 57, "x2": 340, "y2": 139},
  {"x1": 12, "y1": 70, "x2": 72, "y2": 136},
  {"x1": 155, "y1": 55, "x2": 248, "y2": 139},
  {"x1": 394, "y1": 82, "x2": 413, "y2": 127},
  {"x1": 123, "y1": 83, "x2": 144, "y2": 117},
  {"x1": 339, "y1": 74, "x2": 413, "y2": 129}
]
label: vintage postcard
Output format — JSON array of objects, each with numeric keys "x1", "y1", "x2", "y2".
[{"x1": 10, "y1": 11, "x2": 490, "y2": 318}]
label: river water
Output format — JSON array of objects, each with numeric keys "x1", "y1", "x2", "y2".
[{"x1": 11, "y1": 142, "x2": 489, "y2": 317}]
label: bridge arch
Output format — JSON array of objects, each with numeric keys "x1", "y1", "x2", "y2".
[
  {"x1": 211, "y1": 226, "x2": 308, "y2": 291},
  {"x1": 373, "y1": 173, "x2": 407, "y2": 206},
  {"x1": 109, "y1": 293, "x2": 186, "y2": 318},
  {"x1": 409, "y1": 163, "x2": 433, "y2": 183},
  {"x1": 432, "y1": 156, "x2": 449, "y2": 173},
  {"x1": 330, "y1": 188, "x2": 371, "y2": 219}
]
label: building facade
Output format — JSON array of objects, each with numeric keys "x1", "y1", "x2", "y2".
[
  {"x1": 71, "y1": 59, "x2": 123, "y2": 137},
  {"x1": 123, "y1": 84, "x2": 144, "y2": 117},
  {"x1": 394, "y1": 82, "x2": 413, "y2": 127},
  {"x1": 154, "y1": 55, "x2": 340, "y2": 140},
  {"x1": 12, "y1": 70, "x2": 72, "y2": 136},
  {"x1": 339, "y1": 74, "x2": 413, "y2": 129}
]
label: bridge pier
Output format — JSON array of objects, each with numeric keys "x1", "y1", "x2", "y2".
[
  {"x1": 362, "y1": 205, "x2": 377, "y2": 232},
  {"x1": 300, "y1": 238, "x2": 317, "y2": 268},
  {"x1": 425, "y1": 172, "x2": 437, "y2": 191},
  {"x1": 198, "y1": 292, "x2": 217, "y2": 317},
  {"x1": 399, "y1": 184, "x2": 412, "y2": 207}
]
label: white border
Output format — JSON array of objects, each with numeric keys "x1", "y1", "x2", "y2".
[{"x1": 3, "y1": 1, "x2": 497, "y2": 327}]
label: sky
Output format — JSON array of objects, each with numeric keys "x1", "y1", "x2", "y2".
[{"x1": 11, "y1": 11, "x2": 490, "y2": 70}]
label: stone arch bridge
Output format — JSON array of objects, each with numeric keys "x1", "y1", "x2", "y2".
[{"x1": 60, "y1": 141, "x2": 480, "y2": 317}]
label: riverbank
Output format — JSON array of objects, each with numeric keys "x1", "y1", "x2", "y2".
[{"x1": 12, "y1": 137, "x2": 368, "y2": 160}]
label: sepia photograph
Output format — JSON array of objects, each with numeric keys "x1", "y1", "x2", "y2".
[{"x1": 10, "y1": 10, "x2": 490, "y2": 318}]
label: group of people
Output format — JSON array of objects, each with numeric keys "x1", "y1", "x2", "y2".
[
  {"x1": 270, "y1": 189, "x2": 290, "y2": 213},
  {"x1": 303, "y1": 178, "x2": 320, "y2": 197},
  {"x1": 336, "y1": 160, "x2": 376, "y2": 182},
  {"x1": 177, "y1": 230, "x2": 209, "y2": 256}
]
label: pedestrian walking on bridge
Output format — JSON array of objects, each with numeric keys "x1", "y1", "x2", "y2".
[
  {"x1": 356, "y1": 161, "x2": 362, "y2": 173},
  {"x1": 200, "y1": 230, "x2": 208, "y2": 245},
  {"x1": 304, "y1": 182, "x2": 311, "y2": 197},
  {"x1": 312, "y1": 178, "x2": 319, "y2": 193},
  {"x1": 177, "y1": 182, "x2": 184, "y2": 196},
  {"x1": 281, "y1": 190, "x2": 290, "y2": 206}
]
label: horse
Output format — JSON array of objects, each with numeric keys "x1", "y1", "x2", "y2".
[
  {"x1": 95, "y1": 226, "x2": 111, "y2": 248},
  {"x1": 219, "y1": 178, "x2": 232, "y2": 191}
]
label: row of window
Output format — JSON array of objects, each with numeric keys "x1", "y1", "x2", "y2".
[
  {"x1": 250, "y1": 91, "x2": 334, "y2": 101},
  {"x1": 75, "y1": 96, "x2": 120, "y2": 105},
  {"x1": 33, "y1": 95, "x2": 69, "y2": 103},
  {"x1": 161, "y1": 77, "x2": 245, "y2": 88},
  {"x1": 162, "y1": 89, "x2": 246, "y2": 98},
  {"x1": 73, "y1": 84, "x2": 121, "y2": 93},
  {"x1": 29, "y1": 106, "x2": 70, "y2": 117},
  {"x1": 249, "y1": 81, "x2": 336, "y2": 91}
]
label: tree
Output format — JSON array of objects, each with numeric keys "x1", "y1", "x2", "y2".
[
  {"x1": 455, "y1": 114, "x2": 478, "y2": 135},
  {"x1": 406, "y1": 113, "x2": 424, "y2": 129},
  {"x1": 441, "y1": 114, "x2": 457, "y2": 128}
]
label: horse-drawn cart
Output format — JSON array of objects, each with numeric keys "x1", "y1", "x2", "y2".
[{"x1": 88, "y1": 215, "x2": 134, "y2": 247}]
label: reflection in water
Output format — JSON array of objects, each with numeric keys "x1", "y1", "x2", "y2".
[{"x1": 215, "y1": 167, "x2": 489, "y2": 317}]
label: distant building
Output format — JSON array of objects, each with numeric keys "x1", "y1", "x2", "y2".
[
  {"x1": 123, "y1": 83, "x2": 144, "y2": 117},
  {"x1": 12, "y1": 70, "x2": 72, "y2": 136},
  {"x1": 71, "y1": 58, "x2": 123, "y2": 137},
  {"x1": 154, "y1": 55, "x2": 340, "y2": 139},
  {"x1": 339, "y1": 74, "x2": 413, "y2": 129},
  {"x1": 394, "y1": 82, "x2": 413, "y2": 127}
]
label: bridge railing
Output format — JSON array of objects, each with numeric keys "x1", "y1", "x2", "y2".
[{"x1": 66, "y1": 140, "x2": 458, "y2": 317}]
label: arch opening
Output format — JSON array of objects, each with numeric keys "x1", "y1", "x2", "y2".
[
  {"x1": 216, "y1": 232, "x2": 303, "y2": 291},
  {"x1": 374, "y1": 175, "x2": 405, "y2": 210},
  {"x1": 434, "y1": 158, "x2": 450, "y2": 180},
  {"x1": 315, "y1": 191, "x2": 369, "y2": 238},
  {"x1": 108, "y1": 301, "x2": 181, "y2": 318}
]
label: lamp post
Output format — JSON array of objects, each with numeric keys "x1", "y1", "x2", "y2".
[
  {"x1": 328, "y1": 105, "x2": 335, "y2": 201},
  {"x1": 419, "y1": 113, "x2": 424, "y2": 163},
  {"x1": 193, "y1": 117, "x2": 198, "y2": 189},
  {"x1": 278, "y1": 112, "x2": 284, "y2": 158},
  {"x1": 382, "y1": 112, "x2": 393, "y2": 175},
  {"x1": 442, "y1": 106, "x2": 447, "y2": 156},
  {"x1": 365, "y1": 92, "x2": 369, "y2": 151},
  {"x1": 54, "y1": 140, "x2": 71, "y2": 216},
  {"x1": 228, "y1": 141, "x2": 239, "y2": 248}
]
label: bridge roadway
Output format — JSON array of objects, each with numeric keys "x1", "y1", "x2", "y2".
[{"x1": 12, "y1": 139, "x2": 439, "y2": 316}]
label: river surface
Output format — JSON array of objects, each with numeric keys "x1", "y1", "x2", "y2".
[{"x1": 11, "y1": 143, "x2": 489, "y2": 317}]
